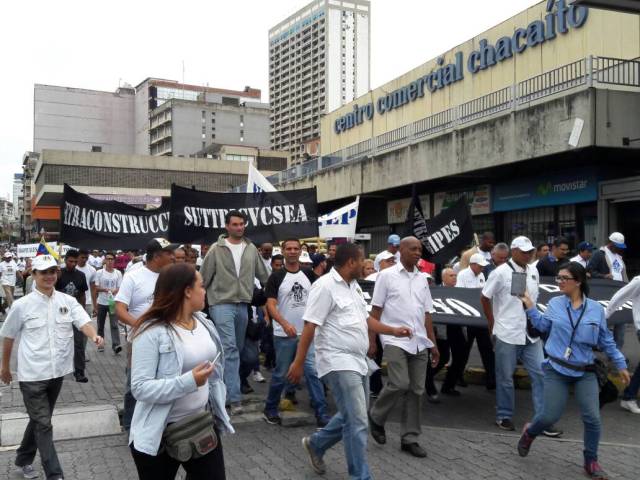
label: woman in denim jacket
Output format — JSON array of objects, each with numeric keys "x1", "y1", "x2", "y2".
[{"x1": 128, "y1": 263, "x2": 233, "y2": 479}]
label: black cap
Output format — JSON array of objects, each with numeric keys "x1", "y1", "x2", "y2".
[
  {"x1": 310, "y1": 253, "x2": 326, "y2": 269},
  {"x1": 146, "y1": 238, "x2": 180, "y2": 258}
]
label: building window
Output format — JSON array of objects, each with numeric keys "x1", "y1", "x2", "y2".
[
  {"x1": 91, "y1": 146, "x2": 102, "y2": 152},
  {"x1": 201, "y1": 110, "x2": 206, "y2": 121},
  {"x1": 240, "y1": 130, "x2": 244, "y2": 142},
  {"x1": 202, "y1": 133, "x2": 206, "y2": 139},
  {"x1": 202, "y1": 141, "x2": 206, "y2": 150},
  {"x1": 202, "y1": 126, "x2": 206, "y2": 134},
  {"x1": 212, "y1": 133, "x2": 216, "y2": 139}
]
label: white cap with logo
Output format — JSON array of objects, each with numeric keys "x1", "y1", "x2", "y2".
[
  {"x1": 608, "y1": 232, "x2": 626, "y2": 249},
  {"x1": 469, "y1": 252, "x2": 489, "y2": 266},
  {"x1": 32, "y1": 255, "x2": 59, "y2": 271},
  {"x1": 510, "y1": 236, "x2": 535, "y2": 252}
]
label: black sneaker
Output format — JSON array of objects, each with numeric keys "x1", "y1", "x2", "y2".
[
  {"x1": 542, "y1": 426, "x2": 563, "y2": 438},
  {"x1": 113, "y1": 345, "x2": 123, "y2": 355},
  {"x1": 74, "y1": 373, "x2": 88, "y2": 383},
  {"x1": 517, "y1": 423, "x2": 535, "y2": 457},
  {"x1": 496, "y1": 418, "x2": 515, "y2": 431},
  {"x1": 441, "y1": 387, "x2": 461, "y2": 397},
  {"x1": 262, "y1": 412, "x2": 282, "y2": 425}
]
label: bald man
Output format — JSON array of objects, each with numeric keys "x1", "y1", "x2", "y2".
[{"x1": 368, "y1": 237, "x2": 439, "y2": 458}]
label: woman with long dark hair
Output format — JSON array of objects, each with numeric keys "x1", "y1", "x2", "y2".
[
  {"x1": 128, "y1": 263, "x2": 232, "y2": 480},
  {"x1": 517, "y1": 262, "x2": 630, "y2": 480}
]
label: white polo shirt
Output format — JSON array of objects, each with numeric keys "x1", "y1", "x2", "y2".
[
  {"x1": 371, "y1": 263, "x2": 434, "y2": 354},
  {"x1": 481, "y1": 260, "x2": 540, "y2": 345},
  {"x1": 570, "y1": 254, "x2": 587, "y2": 268},
  {"x1": 373, "y1": 250, "x2": 400, "y2": 272},
  {"x1": 303, "y1": 268, "x2": 369, "y2": 378},
  {"x1": 456, "y1": 267, "x2": 485, "y2": 289},
  {"x1": 0, "y1": 288, "x2": 91, "y2": 381}
]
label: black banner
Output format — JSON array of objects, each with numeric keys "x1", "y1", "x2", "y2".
[
  {"x1": 168, "y1": 184, "x2": 319, "y2": 245},
  {"x1": 406, "y1": 191, "x2": 474, "y2": 264},
  {"x1": 60, "y1": 184, "x2": 170, "y2": 250},
  {"x1": 358, "y1": 277, "x2": 633, "y2": 329}
]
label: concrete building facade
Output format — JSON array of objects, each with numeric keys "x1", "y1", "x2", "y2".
[
  {"x1": 269, "y1": 0, "x2": 370, "y2": 163},
  {"x1": 268, "y1": 1, "x2": 640, "y2": 272},
  {"x1": 12, "y1": 174, "x2": 23, "y2": 221}
]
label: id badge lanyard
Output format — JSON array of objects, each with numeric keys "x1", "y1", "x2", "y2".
[{"x1": 564, "y1": 302, "x2": 587, "y2": 360}]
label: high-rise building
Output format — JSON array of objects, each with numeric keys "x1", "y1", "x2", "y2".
[
  {"x1": 33, "y1": 79, "x2": 270, "y2": 157},
  {"x1": 12, "y1": 173, "x2": 23, "y2": 221},
  {"x1": 269, "y1": 0, "x2": 370, "y2": 164}
]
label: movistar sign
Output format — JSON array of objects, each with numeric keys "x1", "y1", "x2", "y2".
[{"x1": 334, "y1": 0, "x2": 589, "y2": 134}]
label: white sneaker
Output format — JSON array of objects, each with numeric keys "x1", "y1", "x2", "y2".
[
  {"x1": 21, "y1": 465, "x2": 39, "y2": 479},
  {"x1": 620, "y1": 399, "x2": 640, "y2": 414},
  {"x1": 252, "y1": 371, "x2": 266, "y2": 383}
]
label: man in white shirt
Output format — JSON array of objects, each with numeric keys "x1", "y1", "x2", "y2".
[
  {"x1": 373, "y1": 234, "x2": 401, "y2": 271},
  {"x1": 88, "y1": 250, "x2": 103, "y2": 269},
  {"x1": 0, "y1": 252, "x2": 21, "y2": 309},
  {"x1": 287, "y1": 243, "x2": 410, "y2": 479},
  {"x1": 570, "y1": 241, "x2": 594, "y2": 268},
  {"x1": 606, "y1": 276, "x2": 640, "y2": 414},
  {"x1": 481, "y1": 236, "x2": 550, "y2": 434},
  {"x1": 368, "y1": 237, "x2": 439, "y2": 458},
  {"x1": 365, "y1": 250, "x2": 396, "y2": 281},
  {"x1": 94, "y1": 252, "x2": 123, "y2": 355},
  {"x1": 456, "y1": 253, "x2": 489, "y2": 288},
  {"x1": 115, "y1": 238, "x2": 177, "y2": 431},
  {"x1": 259, "y1": 242, "x2": 274, "y2": 274},
  {"x1": 0, "y1": 254, "x2": 103, "y2": 480},
  {"x1": 76, "y1": 249, "x2": 97, "y2": 317}
]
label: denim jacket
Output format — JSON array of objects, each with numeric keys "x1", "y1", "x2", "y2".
[{"x1": 128, "y1": 312, "x2": 234, "y2": 456}]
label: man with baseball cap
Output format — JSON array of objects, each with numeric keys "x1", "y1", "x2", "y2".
[
  {"x1": 0, "y1": 251, "x2": 21, "y2": 310},
  {"x1": 456, "y1": 253, "x2": 489, "y2": 288},
  {"x1": 115, "y1": 237, "x2": 177, "y2": 430},
  {"x1": 367, "y1": 250, "x2": 396, "y2": 281},
  {"x1": 1, "y1": 254, "x2": 103, "y2": 480},
  {"x1": 481, "y1": 236, "x2": 556, "y2": 435},
  {"x1": 374, "y1": 234, "x2": 401, "y2": 272},
  {"x1": 570, "y1": 241, "x2": 594, "y2": 269}
]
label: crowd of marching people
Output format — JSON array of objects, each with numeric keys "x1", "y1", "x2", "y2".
[{"x1": 0, "y1": 219, "x2": 639, "y2": 480}]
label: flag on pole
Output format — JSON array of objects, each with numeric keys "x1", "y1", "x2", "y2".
[
  {"x1": 36, "y1": 236, "x2": 60, "y2": 260},
  {"x1": 247, "y1": 163, "x2": 277, "y2": 193},
  {"x1": 318, "y1": 197, "x2": 359, "y2": 239}
]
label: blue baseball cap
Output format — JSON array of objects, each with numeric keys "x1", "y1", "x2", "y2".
[
  {"x1": 310, "y1": 253, "x2": 326, "y2": 268},
  {"x1": 388, "y1": 234, "x2": 401, "y2": 246},
  {"x1": 577, "y1": 241, "x2": 594, "y2": 252}
]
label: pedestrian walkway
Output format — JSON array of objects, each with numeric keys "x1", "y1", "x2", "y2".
[{"x1": 0, "y1": 421, "x2": 638, "y2": 480}]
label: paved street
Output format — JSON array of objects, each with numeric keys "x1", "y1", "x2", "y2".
[{"x1": 1, "y1": 317, "x2": 639, "y2": 479}]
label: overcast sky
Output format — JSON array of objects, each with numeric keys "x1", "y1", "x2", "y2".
[{"x1": 0, "y1": 0, "x2": 539, "y2": 201}]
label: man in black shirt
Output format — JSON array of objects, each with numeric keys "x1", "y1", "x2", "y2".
[
  {"x1": 55, "y1": 250, "x2": 89, "y2": 382},
  {"x1": 536, "y1": 237, "x2": 570, "y2": 278}
]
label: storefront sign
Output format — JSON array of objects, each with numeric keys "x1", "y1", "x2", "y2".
[
  {"x1": 493, "y1": 170, "x2": 598, "y2": 212},
  {"x1": 334, "y1": 0, "x2": 589, "y2": 134},
  {"x1": 387, "y1": 195, "x2": 430, "y2": 224},
  {"x1": 434, "y1": 185, "x2": 491, "y2": 216}
]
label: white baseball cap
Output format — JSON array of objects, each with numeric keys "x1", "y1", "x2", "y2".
[
  {"x1": 469, "y1": 252, "x2": 489, "y2": 266},
  {"x1": 299, "y1": 251, "x2": 313, "y2": 264},
  {"x1": 378, "y1": 250, "x2": 396, "y2": 262},
  {"x1": 32, "y1": 255, "x2": 59, "y2": 271},
  {"x1": 608, "y1": 232, "x2": 626, "y2": 249},
  {"x1": 3, "y1": 251, "x2": 13, "y2": 258},
  {"x1": 510, "y1": 236, "x2": 535, "y2": 252}
]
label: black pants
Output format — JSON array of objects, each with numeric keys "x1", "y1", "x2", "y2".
[
  {"x1": 73, "y1": 325, "x2": 87, "y2": 376},
  {"x1": 465, "y1": 326, "x2": 496, "y2": 388},
  {"x1": 16, "y1": 377, "x2": 64, "y2": 479},
  {"x1": 96, "y1": 304, "x2": 121, "y2": 350},
  {"x1": 130, "y1": 437, "x2": 226, "y2": 480},
  {"x1": 425, "y1": 326, "x2": 468, "y2": 393}
]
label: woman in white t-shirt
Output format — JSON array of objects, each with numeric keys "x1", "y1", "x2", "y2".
[{"x1": 129, "y1": 263, "x2": 232, "y2": 480}]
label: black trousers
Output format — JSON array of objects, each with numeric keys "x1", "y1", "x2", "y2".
[
  {"x1": 368, "y1": 335, "x2": 384, "y2": 396},
  {"x1": 464, "y1": 326, "x2": 496, "y2": 388},
  {"x1": 73, "y1": 325, "x2": 87, "y2": 376},
  {"x1": 425, "y1": 325, "x2": 468, "y2": 393},
  {"x1": 130, "y1": 436, "x2": 226, "y2": 480},
  {"x1": 16, "y1": 377, "x2": 64, "y2": 479},
  {"x1": 96, "y1": 304, "x2": 121, "y2": 350}
]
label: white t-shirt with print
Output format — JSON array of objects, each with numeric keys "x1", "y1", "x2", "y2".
[
  {"x1": 94, "y1": 268, "x2": 123, "y2": 306},
  {"x1": 0, "y1": 260, "x2": 18, "y2": 286}
]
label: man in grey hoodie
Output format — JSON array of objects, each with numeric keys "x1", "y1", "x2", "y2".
[{"x1": 200, "y1": 210, "x2": 270, "y2": 414}]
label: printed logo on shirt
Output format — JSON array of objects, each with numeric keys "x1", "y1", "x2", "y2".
[
  {"x1": 64, "y1": 283, "x2": 78, "y2": 297},
  {"x1": 612, "y1": 259, "x2": 622, "y2": 273},
  {"x1": 59, "y1": 306, "x2": 69, "y2": 315},
  {"x1": 289, "y1": 282, "x2": 308, "y2": 305}
]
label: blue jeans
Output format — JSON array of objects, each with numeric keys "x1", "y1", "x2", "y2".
[
  {"x1": 494, "y1": 338, "x2": 544, "y2": 421},
  {"x1": 240, "y1": 338, "x2": 260, "y2": 383},
  {"x1": 527, "y1": 364, "x2": 600, "y2": 462},
  {"x1": 622, "y1": 360, "x2": 640, "y2": 400},
  {"x1": 264, "y1": 336, "x2": 327, "y2": 419},
  {"x1": 309, "y1": 370, "x2": 371, "y2": 480},
  {"x1": 210, "y1": 303, "x2": 249, "y2": 404}
]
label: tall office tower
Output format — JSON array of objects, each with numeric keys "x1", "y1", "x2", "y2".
[{"x1": 269, "y1": 0, "x2": 370, "y2": 164}]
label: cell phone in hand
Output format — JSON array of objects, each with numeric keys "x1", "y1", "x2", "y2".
[{"x1": 510, "y1": 271, "x2": 527, "y2": 296}]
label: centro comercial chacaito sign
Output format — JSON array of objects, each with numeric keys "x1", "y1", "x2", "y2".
[{"x1": 334, "y1": 0, "x2": 589, "y2": 134}]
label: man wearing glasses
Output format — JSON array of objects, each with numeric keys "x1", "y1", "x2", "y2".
[{"x1": 0, "y1": 254, "x2": 103, "y2": 480}]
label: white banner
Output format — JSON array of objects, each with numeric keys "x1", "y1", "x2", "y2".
[
  {"x1": 318, "y1": 197, "x2": 359, "y2": 239},
  {"x1": 16, "y1": 243, "x2": 74, "y2": 259},
  {"x1": 247, "y1": 163, "x2": 277, "y2": 193}
]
